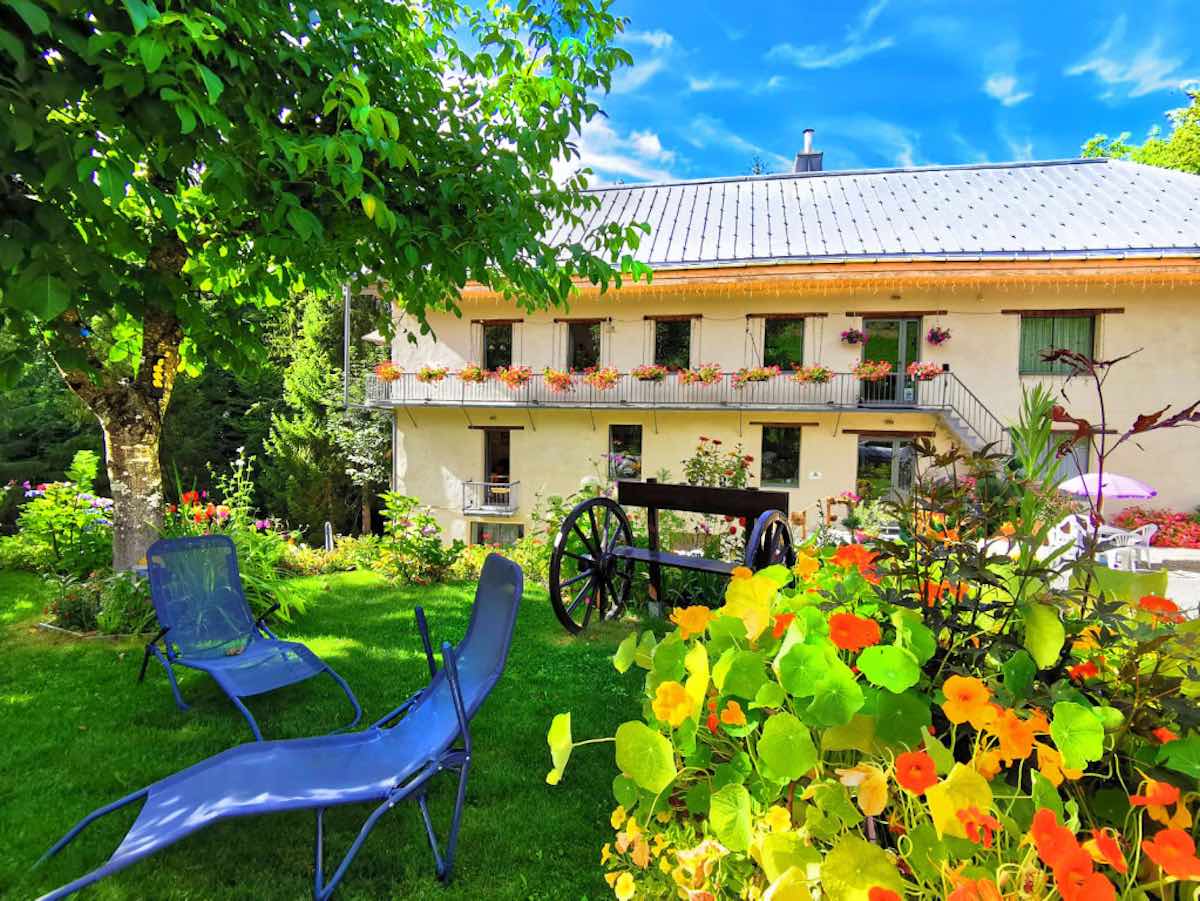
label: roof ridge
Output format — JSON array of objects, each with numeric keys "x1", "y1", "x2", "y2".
[{"x1": 584, "y1": 157, "x2": 1111, "y2": 193}]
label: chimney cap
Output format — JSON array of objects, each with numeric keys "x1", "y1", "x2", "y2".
[{"x1": 794, "y1": 129, "x2": 822, "y2": 173}]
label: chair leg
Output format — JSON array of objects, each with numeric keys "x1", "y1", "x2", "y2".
[
  {"x1": 417, "y1": 756, "x2": 471, "y2": 883},
  {"x1": 325, "y1": 667, "x2": 363, "y2": 733},
  {"x1": 227, "y1": 693, "x2": 265, "y2": 742},
  {"x1": 313, "y1": 800, "x2": 394, "y2": 901},
  {"x1": 149, "y1": 648, "x2": 189, "y2": 712}
]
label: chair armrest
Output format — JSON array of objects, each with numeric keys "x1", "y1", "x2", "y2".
[
  {"x1": 255, "y1": 602, "x2": 281, "y2": 636},
  {"x1": 138, "y1": 627, "x2": 170, "y2": 682},
  {"x1": 440, "y1": 640, "x2": 471, "y2": 756},
  {"x1": 370, "y1": 690, "x2": 424, "y2": 729},
  {"x1": 415, "y1": 606, "x2": 437, "y2": 678}
]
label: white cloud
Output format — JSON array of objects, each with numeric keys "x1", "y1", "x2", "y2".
[
  {"x1": 554, "y1": 118, "x2": 678, "y2": 185},
  {"x1": 1066, "y1": 16, "x2": 1198, "y2": 98},
  {"x1": 997, "y1": 125, "x2": 1034, "y2": 161},
  {"x1": 686, "y1": 74, "x2": 740, "y2": 93},
  {"x1": 622, "y1": 29, "x2": 674, "y2": 50},
  {"x1": 766, "y1": 0, "x2": 894, "y2": 70},
  {"x1": 610, "y1": 57, "x2": 667, "y2": 95},
  {"x1": 686, "y1": 116, "x2": 791, "y2": 172},
  {"x1": 983, "y1": 73, "x2": 1031, "y2": 107},
  {"x1": 752, "y1": 74, "x2": 787, "y2": 94},
  {"x1": 821, "y1": 116, "x2": 920, "y2": 168}
]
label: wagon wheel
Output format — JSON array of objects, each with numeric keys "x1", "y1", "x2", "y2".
[
  {"x1": 549, "y1": 496, "x2": 634, "y2": 634},
  {"x1": 744, "y1": 510, "x2": 796, "y2": 570}
]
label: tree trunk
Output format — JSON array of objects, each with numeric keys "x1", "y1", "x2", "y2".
[
  {"x1": 103, "y1": 417, "x2": 165, "y2": 571},
  {"x1": 361, "y1": 490, "x2": 372, "y2": 535}
]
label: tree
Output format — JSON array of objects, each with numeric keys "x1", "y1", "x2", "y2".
[
  {"x1": 333, "y1": 409, "x2": 391, "y2": 535},
  {"x1": 1, "y1": 0, "x2": 648, "y2": 569},
  {"x1": 1082, "y1": 89, "x2": 1200, "y2": 174}
]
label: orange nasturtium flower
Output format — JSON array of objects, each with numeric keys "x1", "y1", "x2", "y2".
[
  {"x1": 894, "y1": 750, "x2": 938, "y2": 794},
  {"x1": 1141, "y1": 828, "x2": 1200, "y2": 880},
  {"x1": 956, "y1": 806, "x2": 1001, "y2": 849},
  {"x1": 1153, "y1": 726, "x2": 1180, "y2": 744},
  {"x1": 1138, "y1": 594, "x2": 1185, "y2": 624},
  {"x1": 941, "y1": 675, "x2": 995, "y2": 729},
  {"x1": 792, "y1": 554, "x2": 819, "y2": 581},
  {"x1": 720, "y1": 700, "x2": 747, "y2": 727},
  {"x1": 670, "y1": 605, "x2": 713, "y2": 640},
  {"x1": 828, "y1": 613, "x2": 882, "y2": 652},
  {"x1": 1067, "y1": 660, "x2": 1100, "y2": 682},
  {"x1": 651, "y1": 681, "x2": 695, "y2": 728},
  {"x1": 998, "y1": 521, "x2": 1016, "y2": 537},
  {"x1": 1086, "y1": 828, "x2": 1128, "y2": 874},
  {"x1": 829, "y1": 543, "x2": 880, "y2": 582},
  {"x1": 772, "y1": 612, "x2": 796, "y2": 640},
  {"x1": 730, "y1": 565, "x2": 753, "y2": 580},
  {"x1": 947, "y1": 876, "x2": 1002, "y2": 901},
  {"x1": 988, "y1": 708, "x2": 1036, "y2": 763},
  {"x1": 1130, "y1": 779, "x2": 1181, "y2": 808},
  {"x1": 1036, "y1": 743, "x2": 1083, "y2": 787},
  {"x1": 1031, "y1": 808, "x2": 1083, "y2": 870},
  {"x1": 867, "y1": 889, "x2": 901, "y2": 901}
]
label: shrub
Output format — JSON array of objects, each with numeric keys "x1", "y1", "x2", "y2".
[
  {"x1": 681, "y1": 436, "x2": 752, "y2": 489},
  {"x1": 378, "y1": 492, "x2": 463, "y2": 583},
  {"x1": 280, "y1": 534, "x2": 383, "y2": 575},
  {"x1": 96, "y1": 571, "x2": 156, "y2": 634},
  {"x1": 1113, "y1": 506, "x2": 1200, "y2": 548},
  {"x1": 632, "y1": 364, "x2": 667, "y2": 382}
]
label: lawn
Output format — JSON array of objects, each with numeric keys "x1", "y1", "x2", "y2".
[{"x1": 0, "y1": 568, "x2": 634, "y2": 900}]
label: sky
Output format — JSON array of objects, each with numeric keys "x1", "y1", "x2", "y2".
[{"x1": 564, "y1": 0, "x2": 1200, "y2": 185}]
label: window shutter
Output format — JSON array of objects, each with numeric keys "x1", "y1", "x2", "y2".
[
  {"x1": 1056, "y1": 316, "x2": 1094, "y2": 357},
  {"x1": 1019, "y1": 317, "x2": 1053, "y2": 373}
]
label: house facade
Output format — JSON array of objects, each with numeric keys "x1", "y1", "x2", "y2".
[{"x1": 353, "y1": 157, "x2": 1200, "y2": 545}]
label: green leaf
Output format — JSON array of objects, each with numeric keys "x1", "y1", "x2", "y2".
[
  {"x1": 1157, "y1": 734, "x2": 1200, "y2": 779},
  {"x1": 758, "y1": 832, "x2": 820, "y2": 883},
  {"x1": 121, "y1": 0, "x2": 159, "y2": 33},
  {"x1": 612, "y1": 632, "x2": 637, "y2": 673},
  {"x1": 719, "y1": 650, "x2": 767, "y2": 700},
  {"x1": 708, "y1": 783, "x2": 752, "y2": 852},
  {"x1": 857, "y1": 645, "x2": 921, "y2": 694},
  {"x1": 777, "y1": 643, "x2": 827, "y2": 697},
  {"x1": 820, "y1": 835, "x2": 904, "y2": 901},
  {"x1": 804, "y1": 664, "x2": 864, "y2": 727},
  {"x1": 612, "y1": 774, "x2": 638, "y2": 808},
  {"x1": 1022, "y1": 603, "x2": 1065, "y2": 669},
  {"x1": 545, "y1": 713, "x2": 571, "y2": 785},
  {"x1": 10, "y1": 272, "x2": 69, "y2": 320},
  {"x1": 174, "y1": 102, "x2": 196, "y2": 134},
  {"x1": 1050, "y1": 701, "x2": 1104, "y2": 771},
  {"x1": 821, "y1": 714, "x2": 877, "y2": 753},
  {"x1": 1031, "y1": 770, "x2": 1063, "y2": 820},
  {"x1": 361, "y1": 193, "x2": 378, "y2": 220},
  {"x1": 10, "y1": 117, "x2": 33, "y2": 150},
  {"x1": 756, "y1": 563, "x2": 793, "y2": 588},
  {"x1": 0, "y1": 26, "x2": 27, "y2": 63},
  {"x1": 757, "y1": 712, "x2": 817, "y2": 781},
  {"x1": 1002, "y1": 650, "x2": 1037, "y2": 703},
  {"x1": 750, "y1": 681, "x2": 786, "y2": 710},
  {"x1": 922, "y1": 728, "x2": 955, "y2": 775},
  {"x1": 0, "y1": 237, "x2": 24, "y2": 269},
  {"x1": 685, "y1": 781, "x2": 710, "y2": 815},
  {"x1": 875, "y1": 689, "x2": 931, "y2": 748},
  {"x1": 137, "y1": 36, "x2": 167, "y2": 73},
  {"x1": 197, "y1": 63, "x2": 223, "y2": 103},
  {"x1": 634, "y1": 630, "x2": 657, "y2": 669},
  {"x1": 891, "y1": 608, "x2": 936, "y2": 665},
  {"x1": 614, "y1": 721, "x2": 676, "y2": 794},
  {"x1": 651, "y1": 632, "x2": 686, "y2": 682},
  {"x1": 5, "y1": 0, "x2": 51, "y2": 35},
  {"x1": 98, "y1": 165, "x2": 126, "y2": 205}
]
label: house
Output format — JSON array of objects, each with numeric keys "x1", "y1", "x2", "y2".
[{"x1": 348, "y1": 148, "x2": 1200, "y2": 545}]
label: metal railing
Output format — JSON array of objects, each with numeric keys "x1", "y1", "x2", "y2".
[
  {"x1": 364, "y1": 370, "x2": 1011, "y2": 453},
  {"x1": 463, "y1": 481, "x2": 520, "y2": 515}
]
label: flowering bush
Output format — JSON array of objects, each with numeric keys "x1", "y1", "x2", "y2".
[
  {"x1": 841, "y1": 327, "x2": 867, "y2": 345},
  {"x1": 632, "y1": 364, "x2": 668, "y2": 382},
  {"x1": 458, "y1": 362, "x2": 489, "y2": 383},
  {"x1": 791, "y1": 364, "x2": 832, "y2": 384},
  {"x1": 496, "y1": 365, "x2": 534, "y2": 390},
  {"x1": 853, "y1": 359, "x2": 894, "y2": 382},
  {"x1": 906, "y1": 361, "x2": 943, "y2": 381},
  {"x1": 1113, "y1": 506, "x2": 1200, "y2": 548},
  {"x1": 543, "y1": 367, "x2": 575, "y2": 392},
  {"x1": 678, "y1": 363, "x2": 722, "y2": 386},
  {"x1": 926, "y1": 325, "x2": 952, "y2": 345},
  {"x1": 732, "y1": 365, "x2": 780, "y2": 388},
  {"x1": 415, "y1": 365, "x2": 449, "y2": 383},
  {"x1": 584, "y1": 366, "x2": 622, "y2": 390},
  {"x1": 378, "y1": 492, "x2": 463, "y2": 584},
  {"x1": 373, "y1": 361, "x2": 403, "y2": 382},
  {"x1": 682, "y1": 437, "x2": 752, "y2": 489}
]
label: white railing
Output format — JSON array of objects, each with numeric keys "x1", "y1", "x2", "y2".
[{"x1": 463, "y1": 481, "x2": 520, "y2": 516}]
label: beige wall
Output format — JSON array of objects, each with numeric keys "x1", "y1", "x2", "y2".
[{"x1": 383, "y1": 281, "x2": 1200, "y2": 538}]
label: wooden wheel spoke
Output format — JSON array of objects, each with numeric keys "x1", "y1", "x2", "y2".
[
  {"x1": 561, "y1": 549, "x2": 592, "y2": 565},
  {"x1": 567, "y1": 576, "x2": 596, "y2": 616},
  {"x1": 587, "y1": 505, "x2": 603, "y2": 554},
  {"x1": 559, "y1": 570, "x2": 593, "y2": 589},
  {"x1": 572, "y1": 521, "x2": 599, "y2": 558}
]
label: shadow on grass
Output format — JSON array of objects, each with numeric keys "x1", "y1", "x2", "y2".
[{"x1": 0, "y1": 568, "x2": 642, "y2": 900}]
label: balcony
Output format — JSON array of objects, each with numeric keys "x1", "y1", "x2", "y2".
[{"x1": 463, "y1": 481, "x2": 520, "y2": 516}]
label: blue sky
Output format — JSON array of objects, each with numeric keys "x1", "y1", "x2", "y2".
[{"x1": 566, "y1": 0, "x2": 1200, "y2": 184}]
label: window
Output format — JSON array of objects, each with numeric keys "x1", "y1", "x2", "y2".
[
  {"x1": 1044, "y1": 434, "x2": 1090, "y2": 484},
  {"x1": 609, "y1": 425, "x2": 643, "y2": 480},
  {"x1": 856, "y1": 438, "x2": 915, "y2": 499},
  {"x1": 761, "y1": 427, "x2": 801, "y2": 487},
  {"x1": 472, "y1": 522, "x2": 524, "y2": 546},
  {"x1": 1019, "y1": 315, "x2": 1095, "y2": 374},
  {"x1": 763, "y1": 318, "x2": 804, "y2": 369},
  {"x1": 482, "y1": 323, "x2": 513, "y2": 370},
  {"x1": 654, "y1": 320, "x2": 692, "y2": 370},
  {"x1": 568, "y1": 321, "x2": 601, "y2": 370}
]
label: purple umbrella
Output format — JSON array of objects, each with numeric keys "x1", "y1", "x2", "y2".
[{"x1": 1057, "y1": 472, "x2": 1157, "y2": 507}]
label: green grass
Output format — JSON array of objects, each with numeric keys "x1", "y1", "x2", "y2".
[{"x1": 0, "y1": 568, "x2": 634, "y2": 899}]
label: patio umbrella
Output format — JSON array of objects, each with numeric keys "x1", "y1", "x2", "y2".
[{"x1": 1057, "y1": 471, "x2": 1157, "y2": 512}]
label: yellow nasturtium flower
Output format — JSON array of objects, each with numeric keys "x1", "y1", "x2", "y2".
[
  {"x1": 836, "y1": 764, "x2": 889, "y2": 816},
  {"x1": 792, "y1": 553, "x2": 820, "y2": 581},
  {"x1": 613, "y1": 871, "x2": 636, "y2": 900},
  {"x1": 764, "y1": 805, "x2": 792, "y2": 832},
  {"x1": 671, "y1": 605, "x2": 713, "y2": 640},
  {"x1": 611, "y1": 805, "x2": 627, "y2": 830},
  {"x1": 652, "y1": 681, "x2": 696, "y2": 727},
  {"x1": 720, "y1": 569, "x2": 778, "y2": 642}
]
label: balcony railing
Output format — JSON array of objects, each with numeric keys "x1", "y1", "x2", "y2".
[
  {"x1": 463, "y1": 481, "x2": 520, "y2": 516},
  {"x1": 364, "y1": 370, "x2": 1010, "y2": 453}
]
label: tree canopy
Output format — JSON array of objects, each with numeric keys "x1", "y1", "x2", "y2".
[
  {"x1": 0, "y1": 0, "x2": 647, "y2": 567},
  {"x1": 1083, "y1": 89, "x2": 1200, "y2": 174}
]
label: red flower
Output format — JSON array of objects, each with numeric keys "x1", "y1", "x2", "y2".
[
  {"x1": 772, "y1": 613, "x2": 796, "y2": 640},
  {"x1": 830, "y1": 543, "x2": 878, "y2": 572},
  {"x1": 956, "y1": 806, "x2": 1000, "y2": 849},
  {"x1": 1090, "y1": 828, "x2": 1127, "y2": 874},
  {"x1": 1032, "y1": 808, "x2": 1083, "y2": 870},
  {"x1": 1067, "y1": 660, "x2": 1100, "y2": 682},
  {"x1": 867, "y1": 889, "x2": 900, "y2": 901},
  {"x1": 728, "y1": 526, "x2": 737, "y2": 534},
  {"x1": 1138, "y1": 594, "x2": 1185, "y2": 623},
  {"x1": 1142, "y1": 828, "x2": 1200, "y2": 880},
  {"x1": 894, "y1": 750, "x2": 937, "y2": 794},
  {"x1": 1130, "y1": 780, "x2": 1180, "y2": 807},
  {"x1": 705, "y1": 713, "x2": 719, "y2": 734},
  {"x1": 1055, "y1": 863, "x2": 1115, "y2": 901},
  {"x1": 828, "y1": 613, "x2": 882, "y2": 652},
  {"x1": 1153, "y1": 726, "x2": 1180, "y2": 744}
]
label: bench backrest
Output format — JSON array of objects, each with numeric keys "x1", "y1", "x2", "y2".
[{"x1": 617, "y1": 479, "x2": 789, "y2": 518}]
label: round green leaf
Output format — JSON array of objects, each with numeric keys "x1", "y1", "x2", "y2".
[
  {"x1": 821, "y1": 834, "x2": 904, "y2": 900},
  {"x1": 757, "y1": 712, "x2": 818, "y2": 781},
  {"x1": 1001, "y1": 649, "x2": 1036, "y2": 703},
  {"x1": 615, "y1": 721, "x2": 677, "y2": 794},
  {"x1": 721, "y1": 650, "x2": 767, "y2": 700},
  {"x1": 857, "y1": 645, "x2": 921, "y2": 694},
  {"x1": 709, "y1": 783, "x2": 753, "y2": 852},
  {"x1": 750, "y1": 681, "x2": 787, "y2": 710},
  {"x1": 1157, "y1": 734, "x2": 1200, "y2": 779},
  {"x1": 777, "y1": 643, "x2": 827, "y2": 697},
  {"x1": 892, "y1": 609, "x2": 936, "y2": 665},
  {"x1": 875, "y1": 689, "x2": 931, "y2": 748},
  {"x1": 612, "y1": 774, "x2": 638, "y2": 808},
  {"x1": 1050, "y1": 701, "x2": 1104, "y2": 771},
  {"x1": 804, "y1": 665, "x2": 865, "y2": 727},
  {"x1": 1022, "y1": 603, "x2": 1065, "y2": 669}
]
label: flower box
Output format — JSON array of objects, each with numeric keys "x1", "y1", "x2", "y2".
[
  {"x1": 841, "y1": 327, "x2": 867, "y2": 346},
  {"x1": 678, "y1": 363, "x2": 722, "y2": 386},
  {"x1": 906, "y1": 361, "x2": 943, "y2": 381},
  {"x1": 458, "y1": 363, "x2": 489, "y2": 383},
  {"x1": 631, "y1": 364, "x2": 668, "y2": 382},
  {"x1": 496, "y1": 365, "x2": 533, "y2": 390},
  {"x1": 415, "y1": 365, "x2": 449, "y2": 383},
  {"x1": 543, "y1": 367, "x2": 574, "y2": 393},
  {"x1": 373, "y1": 361, "x2": 403, "y2": 382},
  {"x1": 792, "y1": 365, "x2": 832, "y2": 384},
  {"x1": 853, "y1": 359, "x2": 893, "y2": 382},
  {"x1": 582, "y1": 366, "x2": 621, "y2": 390}
]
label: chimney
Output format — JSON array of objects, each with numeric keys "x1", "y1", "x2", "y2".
[{"x1": 793, "y1": 128, "x2": 823, "y2": 173}]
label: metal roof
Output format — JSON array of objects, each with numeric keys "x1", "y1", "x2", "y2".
[{"x1": 550, "y1": 158, "x2": 1200, "y2": 270}]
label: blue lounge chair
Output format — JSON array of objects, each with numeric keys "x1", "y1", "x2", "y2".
[
  {"x1": 140, "y1": 535, "x2": 362, "y2": 740},
  {"x1": 38, "y1": 553, "x2": 523, "y2": 900}
]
